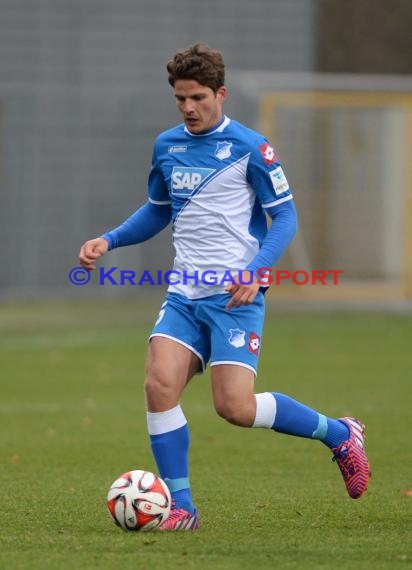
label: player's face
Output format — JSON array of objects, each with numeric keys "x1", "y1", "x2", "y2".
[{"x1": 174, "y1": 80, "x2": 227, "y2": 134}]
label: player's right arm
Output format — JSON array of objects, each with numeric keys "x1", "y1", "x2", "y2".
[
  {"x1": 78, "y1": 200, "x2": 171, "y2": 270},
  {"x1": 79, "y1": 138, "x2": 171, "y2": 271},
  {"x1": 79, "y1": 236, "x2": 109, "y2": 271}
]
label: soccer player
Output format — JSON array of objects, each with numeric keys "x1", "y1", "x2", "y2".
[{"x1": 79, "y1": 43, "x2": 370, "y2": 530}]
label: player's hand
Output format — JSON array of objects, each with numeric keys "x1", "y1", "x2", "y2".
[
  {"x1": 225, "y1": 271, "x2": 261, "y2": 310},
  {"x1": 78, "y1": 237, "x2": 109, "y2": 271}
]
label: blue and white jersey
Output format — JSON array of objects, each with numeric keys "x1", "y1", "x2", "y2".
[{"x1": 148, "y1": 116, "x2": 294, "y2": 299}]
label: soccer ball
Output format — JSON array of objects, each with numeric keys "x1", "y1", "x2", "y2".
[{"x1": 107, "y1": 470, "x2": 171, "y2": 531}]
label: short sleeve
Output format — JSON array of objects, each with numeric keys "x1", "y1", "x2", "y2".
[
  {"x1": 148, "y1": 140, "x2": 171, "y2": 205},
  {"x1": 246, "y1": 139, "x2": 293, "y2": 211}
]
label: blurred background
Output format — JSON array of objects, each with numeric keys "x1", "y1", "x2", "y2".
[
  {"x1": 1, "y1": 0, "x2": 412, "y2": 308},
  {"x1": 2, "y1": 4, "x2": 412, "y2": 566}
]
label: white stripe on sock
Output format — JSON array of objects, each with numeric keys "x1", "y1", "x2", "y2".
[
  {"x1": 147, "y1": 404, "x2": 187, "y2": 435},
  {"x1": 253, "y1": 393, "x2": 277, "y2": 428}
]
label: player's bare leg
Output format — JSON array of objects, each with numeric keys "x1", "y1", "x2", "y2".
[
  {"x1": 211, "y1": 364, "x2": 256, "y2": 427},
  {"x1": 211, "y1": 364, "x2": 370, "y2": 499},
  {"x1": 145, "y1": 336, "x2": 199, "y2": 412}
]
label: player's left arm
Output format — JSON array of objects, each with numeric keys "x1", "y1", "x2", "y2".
[
  {"x1": 225, "y1": 201, "x2": 297, "y2": 309},
  {"x1": 225, "y1": 139, "x2": 298, "y2": 310},
  {"x1": 246, "y1": 200, "x2": 298, "y2": 273}
]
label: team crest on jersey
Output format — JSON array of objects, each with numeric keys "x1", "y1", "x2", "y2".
[
  {"x1": 171, "y1": 166, "x2": 215, "y2": 196},
  {"x1": 215, "y1": 141, "x2": 232, "y2": 160},
  {"x1": 248, "y1": 332, "x2": 260, "y2": 355},
  {"x1": 259, "y1": 143, "x2": 279, "y2": 166},
  {"x1": 228, "y1": 329, "x2": 246, "y2": 348}
]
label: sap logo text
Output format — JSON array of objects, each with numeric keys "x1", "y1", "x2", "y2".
[{"x1": 171, "y1": 167, "x2": 215, "y2": 195}]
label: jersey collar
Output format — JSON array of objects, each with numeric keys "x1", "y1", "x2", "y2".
[{"x1": 183, "y1": 115, "x2": 231, "y2": 137}]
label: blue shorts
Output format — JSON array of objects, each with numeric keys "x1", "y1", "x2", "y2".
[{"x1": 150, "y1": 292, "x2": 265, "y2": 375}]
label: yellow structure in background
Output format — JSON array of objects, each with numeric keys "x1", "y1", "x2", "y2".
[{"x1": 259, "y1": 91, "x2": 412, "y2": 301}]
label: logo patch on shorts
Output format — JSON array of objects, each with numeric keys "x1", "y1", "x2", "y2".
[
  {"x1": 228, "y1": 329, "x2": 246, "y2": 348},
  {"x1": 248, "y1": 332, "x2": 260, "y2": 355}
]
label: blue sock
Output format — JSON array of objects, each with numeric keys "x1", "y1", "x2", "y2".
[
  {"x1": 147, "y1": 407, "x2": 195, "y2": 514},
  {"x1": 271, "y1": 393, "x2": 349, "y2": 449},
  {"x1": 322, "y1": 418, "x2": 350, "y2": 449}
]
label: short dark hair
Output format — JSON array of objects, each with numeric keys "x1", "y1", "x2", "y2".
[{"x1": 167, "y1": 42, "x2": 225, "y2": 93}]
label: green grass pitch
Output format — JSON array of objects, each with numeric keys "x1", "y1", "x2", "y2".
[{"x1": 1, "y1": 298, "x2": 411, "y2": 570}]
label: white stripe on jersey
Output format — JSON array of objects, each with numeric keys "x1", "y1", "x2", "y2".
[
  {"x1": 169, "y1": 155, "x2": 259, "y2": 299},
  {"x1": 149, "y1": 197, "x2": 172, "y2": 205},
  {"x1": 262, "y1": 194, "x2": 293, "y2": 209}
]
